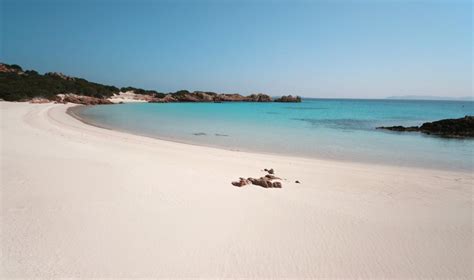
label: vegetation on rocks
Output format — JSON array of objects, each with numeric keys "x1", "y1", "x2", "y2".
[
  {"x1": 0, "y1": 63, "x2": 120, "y2": 101},
  {"x1": 0, "y1": 62, "x2": 302, "y2": 103}
]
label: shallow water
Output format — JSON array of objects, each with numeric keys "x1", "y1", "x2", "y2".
[{"x1": 75, "y1": 99, "x2": 474, "y2": 171}]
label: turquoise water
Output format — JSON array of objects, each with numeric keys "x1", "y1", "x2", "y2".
[{"x1": 76, "y1": 99, "x2": 474, "y2": 171}]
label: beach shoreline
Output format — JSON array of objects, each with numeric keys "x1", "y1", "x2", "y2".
[
  {"x1": 69, "y1": 102, "x2": 473, "y2": 173},
  {"x1": 1, "y1": 101, "x2": 472, "y2": 278}
]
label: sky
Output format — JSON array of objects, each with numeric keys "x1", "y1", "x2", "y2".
[{"x1": 1, "y1": 0, "x2": 472, "y2": 98}]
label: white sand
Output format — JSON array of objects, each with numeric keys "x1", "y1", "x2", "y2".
[{"x1": 1, "y1": 102, "x2": 472, "y2": 278}]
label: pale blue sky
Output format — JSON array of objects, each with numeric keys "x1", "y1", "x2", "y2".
[{"x1": 1, "y1": 0, "x2": 472, "y2": 98}]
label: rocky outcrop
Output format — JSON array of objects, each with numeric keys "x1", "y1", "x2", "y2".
[
  {"x1": 29, "y1": 97, "x2": 50, "y2": 104},
  {"x1": 274, "y1": 95, "x2": 302, "y2": 102},
  {"x1": 245, "y1": 93, "x2": 272, "y2": 102},
  {"x1": 56, "y1": 94, "x2": 113, "y2": 105},
  {"x1": 150, "y1": 94, "x2": 179, "y2": 103},
  {"x1": 0, "y1": 63, "x2": 24, "y2": 74},
  {"x1": 193, "y1": 91, "x2": 215, "y2": 102},
  {"x1": 214, "y1": 93, "x2": 246, "y2": 102},
  {"x1": 377, "y1": 116, "x2": 474, "y2": 138},
  {"x1": 149, "y1": 92, "x2": 273, "y2": 103}
]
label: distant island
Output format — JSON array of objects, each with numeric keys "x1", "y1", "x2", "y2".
[
  {"x1": 0, "y1": 63, "x2": 301, "y2": 104},
  {"x1": 386, "y1": 95, "x2": 473, "y2": 101}
]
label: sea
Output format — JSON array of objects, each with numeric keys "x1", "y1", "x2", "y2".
[{"x1": 74, "y1": 98, "x2": 474, "y2": 171}]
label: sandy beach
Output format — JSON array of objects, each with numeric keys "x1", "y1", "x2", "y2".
[{"x1": 1, "y1": 101, "x2": 472, "y2": 278}]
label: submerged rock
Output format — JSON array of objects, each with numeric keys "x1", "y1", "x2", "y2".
[
  {"x1": 377, "y1": 116, "x2": 474, "y2": 138},
  {"x1": 377, "y1": 125, "x2": 419, "y2": 132}
]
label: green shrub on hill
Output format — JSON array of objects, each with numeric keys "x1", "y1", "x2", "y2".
[{"x1": 0, "y1": 63, "x2": 163, "y2": 101}]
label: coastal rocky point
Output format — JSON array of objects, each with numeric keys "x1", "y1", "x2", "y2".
[
  {"x1": 274, "y1": 95, "x2": 302, "y2": 102},
  {"x1": 377, "y1": 116, "x2": 474, "y2": 138}
]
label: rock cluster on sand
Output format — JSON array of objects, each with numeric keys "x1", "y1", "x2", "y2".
[
  {"x1": 377, "y1": 116, "x2": 474, "y2": 138},
  {"x1": 273, "y1": 95, "x2": 302, "y2": 102},
  {"x1": 231, "y1": 168, "x2": 283, "y2": 188}
]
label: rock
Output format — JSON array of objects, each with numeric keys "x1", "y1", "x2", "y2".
[
  {"x1": 295, "y1": 180, "x2": 300, "y2": 183},
  {"x1": 234, "y1": 168, "x2": 284, "y2": 189},
  {"x1": 149, "y1": 94, "x2": 178, "y2": 103},
  {"x1": 274, "y1": 95, "x2": 302, "y2": 102},
  {"x1": 248, "y1": 177, "x2": 273, "y2": 188},
  {"x1": 56, "y1": 94, "x2": 113, "y2": 105},
  {"x1": 29, "y1": 97, "x2": 50, "y2": 104},
  {"x1": 248, "y1": 176, "x2": 282, "y2": 188},
  {"x1": 215, "y1": 93, "x2": 272, "y2": 102},
  {"x1": 193, "y1": 91, "x2": 215, "y2": 102},
  {"x1": 214, "y1": 93, "x2": 245, "y2": 102},
  {"x1": 0, "y1": 63, "x2": 24, "y2": 74},
  {"x1": 419, "y1": 116, "x2": 474, "y2": 137},
  {"x1": 148, "y1": 92, "x2": 273, "y2": 103},
  {"x1": 377, "y1": 116, "x2": 474, "y2": 138},
  {"x1": 245, "y1": 93, "x2": 272, "y2": 102},
  {"x1": 264, "y1": 168, "x2": 275, "y2": 174},
  {"x1": 232, "y1": 177, "x2": 251, "y2": 187},
  {"x1": 376, "y1": 125, "x2": 419, "y2": 132},
  {"x1": 272, "y1": 181, "x2": 282, "y2": 188},
  {"x1": 265, "y1": 174, "x2": 280, "y2": 180}
]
